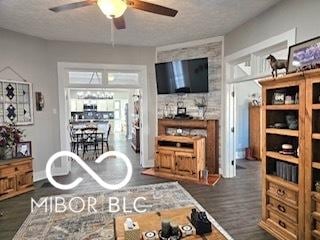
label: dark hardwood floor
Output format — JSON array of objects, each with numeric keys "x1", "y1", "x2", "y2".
[{"x1": 0, "y1": 135, "x2": 274, "y2": 240}]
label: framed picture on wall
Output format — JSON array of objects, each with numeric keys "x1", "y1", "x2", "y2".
[
  {"x1": 287, "y1": 36, "x2": 320, "y2": 73},
  {"x1": 0, "y1": 79, "x2": 34, "y2": 125}
]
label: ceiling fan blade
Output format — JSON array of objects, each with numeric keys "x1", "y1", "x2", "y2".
[
  {"x1": 127, "y1": 0, "x2": 178, "y2": 17},
  {"x1": 49, "y1": 0, "x2": 97, "y2": 13},
  {"x1": 113, "y1": 16, "x2": 126, "y2": 30}
]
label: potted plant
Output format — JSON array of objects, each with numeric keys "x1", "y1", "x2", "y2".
[
  {"x1": 0, "y1": 124, "x2": 24, "y2": 160},
  {"x1": 316, "y1": 181, "x2": 320, "y2": 193},
  {"x1": 194, "y1": 96, "x2": 207, "y2": 119}
]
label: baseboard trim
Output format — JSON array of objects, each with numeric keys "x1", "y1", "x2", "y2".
[
  {"x1": 33, "y1": 167, "x2": 69, "y2": 182},
  {"x1": 236, "y1": 150, "x2": 245, "y2": 159},
  {"x1": 33, "y1": 170, "x2": 46, "y2": 182},
  {"x1": 142, "y1": 158, "x2": 155, "y2": 168}
]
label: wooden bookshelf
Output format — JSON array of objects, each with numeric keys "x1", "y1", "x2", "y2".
[
  {"x1": 266, "y1": 104, "x2": 299, "y2": 110},
  {"x1": 259, "y1": 73, "x2": 305, "y2": 240},
  {"x1": 266, "y1": 174, "x2": 299, "y2": 192},
  {"x1": 266, "y1": 128, "x2": 299, "y2": 137},
  {"x1": 266, "y1": 151, "x2": 299, "y2": 165},
  {"x1": 312, "y1": 212, "x2": 320, "y2": 221},
  {"x1": 312, "y1": 162, "x2": 320, "y2": 170},
  {"x1": 305, "y1": 71, "x2": 320, "y2": 240},
  {"x1": 312, "y1": 230, "x2": 320, "y2": 239},
  {"x1": 312, "y1": 104, "x2": 320, "y2": 110},
  {"x1": 313, "y1": 133, "x2": 320, "y2": 140}
]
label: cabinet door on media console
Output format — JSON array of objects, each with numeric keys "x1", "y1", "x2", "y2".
[
  {"x1": 175, "y1": 152, "x2": 197, "y2": 177},
  {"x1": 155, "y1": 150, "x2": 175, "y2": 173}
]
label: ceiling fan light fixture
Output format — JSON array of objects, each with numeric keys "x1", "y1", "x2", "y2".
[{"x1": 97, "y1": 0, "x2": 127, "y2": 19}]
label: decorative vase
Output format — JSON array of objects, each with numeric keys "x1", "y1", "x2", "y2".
[
  {"x1": 0, "y1": 148, "x2": 6, "y2": 160},
  {"x1": 198, "y1": 107, "x2": 206, "y2": 120},
  {"x1": 0, "y1": 147, "x2": 14, "y2": 160}
]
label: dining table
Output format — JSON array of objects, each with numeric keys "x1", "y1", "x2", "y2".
[{"x1": 73, "y1": 129, "x2": 105, "y2": 155}]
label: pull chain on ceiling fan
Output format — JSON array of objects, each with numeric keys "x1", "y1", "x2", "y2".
[
  {"x1": 49, "y1": 0, "x2": 178, "y2": 31},
  {"x1": 110, "y1": 18, "x2": 115, "y2": 47}
]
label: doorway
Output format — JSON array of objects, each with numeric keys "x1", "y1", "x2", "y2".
[
  {"x1": 224, "y1": 29, "x2": 296, "y2": 177},
  {"x1": 234, "y1": 81, "x2": 261, "y2": 164},
  {"x1": 67, "y1": 87, "x2": 140, "y2": 157},
  {"x1": 57, "y1": 62, "x2": 149, "y2": 176}
]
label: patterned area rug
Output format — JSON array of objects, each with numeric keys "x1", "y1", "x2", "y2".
[{"x1": 13, "y1": 182, "x2": 233, "y2": 240}]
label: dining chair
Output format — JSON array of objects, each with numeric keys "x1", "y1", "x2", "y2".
[
  {"x1": 68, "y1": 125, "x2": 77, "y2": 153},
  {"x1": 81, "y1": 127, "x2": 99, "y2": 157},
  {"x1": 104, "y1": 124, "x2": 112, "y2": 151}
]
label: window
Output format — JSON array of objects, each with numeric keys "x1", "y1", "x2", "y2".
[
  {"x1": 107, "y1": 72, "x2": 139, "y2": 85},
  {"x1": 232, "y1": 56, "x2": 252, "y2": 80},
  {"x1": 254, "y1": 42, "x2": 288, "y2": 77},
  {"x1": 229, "y1": 42, "x2": 288, "y2": 82},
  {"x1": 69, "y1": 71, "x2": 103, "y2": 85}
]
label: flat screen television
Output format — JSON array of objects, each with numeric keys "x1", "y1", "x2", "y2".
[{"x1": 155, "y1": 57, "x2": 209, "y2": 94}]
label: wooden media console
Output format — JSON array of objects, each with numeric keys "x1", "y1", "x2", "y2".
[
  {"x1": 158, "y1": 119, "x2": 219, "y2": 174},
  {"x1": 155, "y1": 135, "x2": 206, "y2": 180}
]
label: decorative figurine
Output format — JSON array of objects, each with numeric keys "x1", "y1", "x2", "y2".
[
  {"x1": 266, "y1": 54, "x2": 288, "y2": 78},
  {"x1": 190, "y1": 208, "x2": 212, "y2": 235},
  {"x1": 316, "y1": 181, "x2": 320, "y2": 193},
  {"x1": 286, "y1": 114, "x2": 298, "y2": 130},
  {"x1": 160, "y1": 219, "x2": 171, "y2": 238}
]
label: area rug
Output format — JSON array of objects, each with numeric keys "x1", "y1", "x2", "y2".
[
  {"x1": 13, "y1": 182, "x2": 233, "y2": 240},
  {"x1": 141, "y1": 168, "x2": 221, "y2": 186}
]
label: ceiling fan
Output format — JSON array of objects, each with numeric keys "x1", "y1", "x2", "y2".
[{"x1": 49, "y1": 0, "x2": 178, "y2": 30}]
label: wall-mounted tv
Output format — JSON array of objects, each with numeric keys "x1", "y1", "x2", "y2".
[{"x1": 155, "y1": 57, "x2": 209, "y2": 94}]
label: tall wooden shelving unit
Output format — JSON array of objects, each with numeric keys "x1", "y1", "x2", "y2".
[
  {"x1": 305, "y1": 70, "x2": 320, "y2": 240},
  {"x1": 259, "y1": 73, "x2": 306, "y2": 240}
]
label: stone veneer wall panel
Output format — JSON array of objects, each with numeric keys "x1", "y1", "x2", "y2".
[{"x1": 156, "y1": 41, "x2": 222, "y2": 165}]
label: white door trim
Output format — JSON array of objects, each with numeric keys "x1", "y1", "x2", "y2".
[
  {"x1": 225, "y1": 28, "x2": 296, "y2": 63},
  {"x1": 56, "y1": 62, "x2": 149, "y2": 175},
  {"x1": 223, "y1": 29, "x2": 296, "y2": 178}
]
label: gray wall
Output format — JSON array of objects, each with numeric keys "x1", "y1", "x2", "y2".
[
  {"x1": 0, "y1": 28, "x2": 156, "y2": 175},
  {"x1": 225, "y1": 0, "x2": 320, "y2": 55},
  {"x1": 0, "y1": 28, "x2": 59, "y2": 176}
]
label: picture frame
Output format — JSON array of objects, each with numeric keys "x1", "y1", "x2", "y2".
[
  {"x1": 0, "y1": 79, "x2": 34, "y2": 125},
  {"x1": 272, "y1": 92, "x2": 286, "y2": 105},
  {"x1": 16, "y1": 141, "x2": 32, "y2": 158},
  {"x1": 177, "y1": 107, "x2": 187, "y2": 115},
  {"x1": 35, "y1": 92, "x2": 44, "y2": 111},
  {"x1": 287, "y1": 36, "x2": 320, "y2": 73}
]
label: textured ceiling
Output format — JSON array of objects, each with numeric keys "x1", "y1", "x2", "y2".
[{"x1": 0, "y1": 0, "x2": 281, "y2": 46}]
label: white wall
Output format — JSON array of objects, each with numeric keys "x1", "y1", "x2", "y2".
[
  {"x1": 234, "y1": 81, "x2": 260, "y2": 159},
  {"x1": 0, "y1": 28, "x2": 157, "y2": 178},
  {"x1": 225, "y1": 0, "x2": 320, "y2": 55}
]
